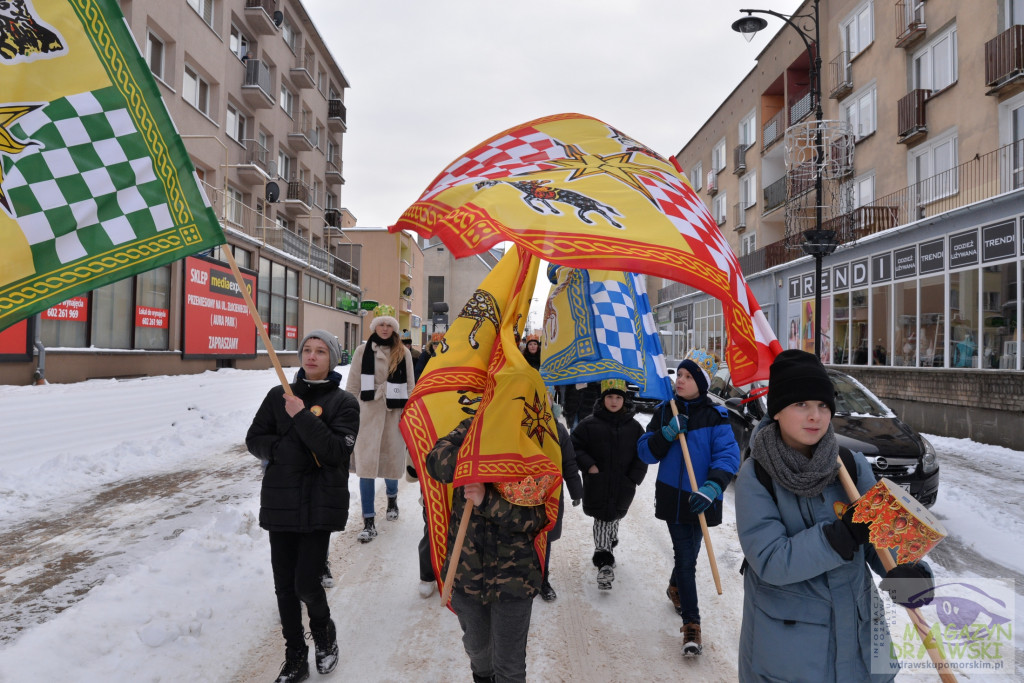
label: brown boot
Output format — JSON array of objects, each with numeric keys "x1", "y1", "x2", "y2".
[
  {"x1": 666, "y1": 584, "x2": 682, "y2": 615},
  {"x1": 681, "y1": 622, "x2": 702, "y2": 656}
]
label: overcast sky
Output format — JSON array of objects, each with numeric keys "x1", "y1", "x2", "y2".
[{"x1": 307, "y1": 0, "x2": 804, "y2": 229}]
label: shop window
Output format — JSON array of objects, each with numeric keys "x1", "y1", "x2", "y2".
[
  {"x1": 919, "y1": 275, "x2": 944, "y2": 367},
  {"x1": 949, "y1": 269, "x2": 979, "y2": 368},
  {"x1": 40, "y1": 299, "x2": 88, "y2": 347},
  {"x1": 135, "y1": 266, "x2": 170, "y2": 350},
  {"x1": 982, "y1": 263, "x2": 1017, "y2": 369},
  {"x1": 894, "y1": 280, "x2": 917, "y2": 366},
  {"x1": 92, "y1": 278, "x2": 134, "y2": 349},
  {"x1": 871, "y1": 285, "x2": 891, "y2": 365},
  {"x1": 850, "y1": 288, "x2": 869, "y2": 364},
  {"x1": 833, "y1": 292, "x2": 851, "y2": 364},
  {"x1": 258, "y1": 258, "x2": 299, "y2": 352}
]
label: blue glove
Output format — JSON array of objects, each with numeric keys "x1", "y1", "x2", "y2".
[
  {"x1": 660, "y1": 415, "x2": 688, "y2": 442},
  {"x1": 689, "y1": 481, "x2": 722, "y2": 514}
]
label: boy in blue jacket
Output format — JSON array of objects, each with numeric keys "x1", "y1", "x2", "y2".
[{"x1": 638, "y1": 349, "x2": 739, "y2": 657}]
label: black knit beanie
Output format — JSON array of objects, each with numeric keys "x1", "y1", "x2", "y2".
[
  {"x1": 677, "y1": 359, "x2": 710, "y2": 396},
  {"x1": 767, "y1": 350, "x2": 836, "y2": 418}
]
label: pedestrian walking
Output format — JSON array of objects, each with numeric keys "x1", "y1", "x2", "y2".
[
  {"x1": 637, "y1": 349, "x2": 740, "y2": 656},
  {"x1": 570, "y1": 379, "x2": 647, "y2": 590},
  {"x1": 345, "y1": 305, "x2": 415, "y2": 542},
  {"x1": 245, "y1": 330, "x2": 359, "y2": 682}
]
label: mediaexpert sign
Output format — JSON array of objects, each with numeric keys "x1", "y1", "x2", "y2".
[{"x1": 182, "y1": 255, "x2": 257, "y2": 358}]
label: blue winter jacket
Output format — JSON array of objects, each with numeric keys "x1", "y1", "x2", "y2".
[
  {"x1": 638, "y1": 395, "x2": 740, "y2": 526},
  {"x1": 734, "y1": 445, "x2": 898, "y2": 682}
]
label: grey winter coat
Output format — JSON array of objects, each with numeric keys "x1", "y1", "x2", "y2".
[
  {"x1": 345, "y1": 341, "x2": 415, "y2": 480},
  {"x1": 734, "y1": 450, "x2": 898, "y2": 682}
]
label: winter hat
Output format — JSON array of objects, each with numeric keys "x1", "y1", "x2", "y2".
[
  {"x1": 369, "y1": 304, "x2": 399, "y2": 336},
  {"x1": 298, "y1": 329, "x2": 341, "y2": 369},
  {"x1": 600, "y1": 378, "x2": 628, "y2": 398},
  {"x1": 677, "y1": 348, "x2": 718, "y2": 396},
  {"x1": 766, "y1": 349, "x2": 836, "y2": 418}
]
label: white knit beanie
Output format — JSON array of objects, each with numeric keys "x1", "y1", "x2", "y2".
[{"x1": 369, "y1": 315, "x2": 400, "y2": 336}]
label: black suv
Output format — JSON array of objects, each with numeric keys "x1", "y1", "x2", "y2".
[{"x1": 706, "y1": 366, "x2": 940, "y2": 507}]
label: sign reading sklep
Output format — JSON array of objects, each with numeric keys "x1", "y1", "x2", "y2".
[{"x1": 182, "y1": 255, "x2": 257, "y2": 358}]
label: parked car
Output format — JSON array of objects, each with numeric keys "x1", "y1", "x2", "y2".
[
  {"x1": 626, "y1": 381, "x2": 662, "y2": 413},
  {"x1": 706, "y1": 365, "x2": 940, "y2": 507}
]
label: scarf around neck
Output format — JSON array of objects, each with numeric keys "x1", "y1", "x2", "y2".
[
  {"x1": 751, "y1": 421, "x2": 840, "y2": 498},
  {"x1": 360, "y1": 338, "x2": 408, "y2": 408}
]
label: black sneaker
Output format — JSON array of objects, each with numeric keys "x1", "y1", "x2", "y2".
[
  {"x1": 596, "y1": 565, "x2": 614, "y2": 590},
  {"x1": 274, "y1": 645, "x2": 309, "y2": 683},
  {"x1": 539, "y1": 580, "x2": 557, "y2": 602},
  {"x1": 386, "y1": 496, "x2": 399, "y2": 521},
  {"x1": 309, "y1": 618, "x2": 339, "y2": 675},
  {"x1": 357, "y1": 517, "x2": 377, "y2": 543},
  {"x1": 321, "y1": 560, "x2": 333, "y2": 589}
]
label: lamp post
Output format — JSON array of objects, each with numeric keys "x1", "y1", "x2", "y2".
[{"x1": 733, "y1": 0, "x2": 837, "y2": 359}]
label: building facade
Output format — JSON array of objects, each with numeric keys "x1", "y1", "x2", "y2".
[
  {"x1": 421, "y1": 239, "x2": 504, "y2": 339},
  {"x1": 661, "y1": 0, "x2": 1024, "y2": 447},
  {"x1": 0, "y1": 0, "x2": 363, "y2": 385}
]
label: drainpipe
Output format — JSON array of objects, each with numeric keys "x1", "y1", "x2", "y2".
[{"x1": 32, "y1": 314, "x2": 45, "y2": 384}]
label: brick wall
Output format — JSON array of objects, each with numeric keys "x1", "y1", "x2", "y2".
[{"x1": 841, "y1": 368, "x2": 1024, "y2": 450}]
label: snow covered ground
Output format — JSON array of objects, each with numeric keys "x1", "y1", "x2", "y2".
[{"x1": 0, "y1": 366, "x2": 1020, "y2": 681}]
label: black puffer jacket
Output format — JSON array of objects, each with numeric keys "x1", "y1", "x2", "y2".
[
  {"x1": 246, "y1": 370, "x2": 359, "y2": 532},
  {"x1": 571, "y1": 400, "x2": 648, "y2": 522}
]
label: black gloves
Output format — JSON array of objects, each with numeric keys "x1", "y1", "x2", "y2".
[
  {"x1": 880, "y1": 563, "x2": 935, "y2": 608},
  {"x1": 823, "y1": 505, "x2": 871, "y2": 561}
]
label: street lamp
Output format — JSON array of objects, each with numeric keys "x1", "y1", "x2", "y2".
[{"x1": 733, "y1": 0, "x2": 837, "y2": 359}]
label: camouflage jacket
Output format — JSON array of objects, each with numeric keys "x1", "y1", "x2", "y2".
[{"x1": 426, "y1": 417, "x2": 547, "y2": 603}]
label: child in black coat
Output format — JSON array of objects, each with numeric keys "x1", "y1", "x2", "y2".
[{"x1": 570, "y1": 379, "x2": 647, "y2": 590}]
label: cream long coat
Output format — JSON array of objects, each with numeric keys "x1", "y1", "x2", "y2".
[{"x1": 345, "y1": 341, "x2": 415, "y2": 480}]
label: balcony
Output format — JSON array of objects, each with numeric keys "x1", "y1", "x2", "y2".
[
  {"x1": 762, "y1": 109, "x2": 785, "y2": 151},
  {"x1": 733, "y1": 144, "x2": 748, "y2": 175},
  {"x1": 288, "y1": 113, "x2": 317, "y2": 152},
  {"x1": 788, "y1": 84, "x2": 813, "y2": 125},
  {"x1": 985, "y1": 25, "x2": 1024, "y2": 95},
  {"x1": 736, "y1": 237, "x2": 793, "y2": 276},
  {"x1": 328, "y1": 99, "x2": 347, "y2": 132},
  {"x1": 244, "y1": 0, "x2": 278, "y2": 35},
  {"x1": 324, "y1": 208, "x2": 341, "y2": 228},
  {"x1": 400, "y1": 260, "x2": 412, "y2": 280},
  {"x1": 290, "y1": 49, "x2": 315, "y2": 89},
  {"x1": 325, "y1": 152, "x2": 344, "y2": 185},
  {"x1": 399, "y1": 296, "x2": 413, "y2": 314},
  {"x1": 763, "y1": 176, "x2": 786, "y2": 213},
  {"x1": 897, "y1": 89, "x2": 929, "y2": 144},
  {"x1": 732, "y1": 202, "x2": 747, "y2": 230},
  {"x1": 895, "y1": 1, "x2": 926, "y2": 49},
  {"x1": 284, "y1": 179, "x2": 311, "y2": 211},
  {"x1": 242, "y1": 59, "x2": 274, "y2": 109},
  {"x1": 828, "y1": 51, "x2": 852, "y2": 99},
  {"x1": 237, "y1": 138, "x2": 272, "y2": 182}
]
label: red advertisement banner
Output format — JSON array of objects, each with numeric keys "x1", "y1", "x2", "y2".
[
  {"x1": 135, "y1": 306, "x2": 169, "y2": 329},
  {"x1": 41, "y1": 296, "x2": 88, "y2": 322},
  {"x1": 0, "y1": 319, "x2": 30, "y2": 359},
  {"x1": 182, "y1": 255, "x2": 257, "y2": 357}
]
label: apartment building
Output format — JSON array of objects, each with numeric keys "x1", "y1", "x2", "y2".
[
  {"x1": 421, "y1": 240, "x2": 505, "y2": 340},
  {"x1": 662, "y1": 0, "x2": 1024, "y2": 447},
  {"x1": 0, "y1": 0, "x2": 362, "y2": 385}
]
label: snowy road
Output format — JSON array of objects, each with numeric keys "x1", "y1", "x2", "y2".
[{"x1": 0, "y1": 368, "x2": 1020, "y2": 681}]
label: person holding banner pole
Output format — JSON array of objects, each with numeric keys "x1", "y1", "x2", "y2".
[
  {"x1": 345, "y1": 305, "x2": 415, "y2": 542},
  {"x1": 638, "y1": 349, "x2": 739, "y2": 657}
]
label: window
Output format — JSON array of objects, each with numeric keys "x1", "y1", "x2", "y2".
[
  {"x1": 914, "y1": 25, "x2": 957, "y2": 93},
  {"x1": 278, "y1": 151, "x2": 292, "y2": 180},
  {"x1": 280, "y1": 85, "x2": 294, "y2": 117},
  {"x1": 326, "y1": 191, "x2": 338, "y2": 210},
  {"x1": 258, "y1": 258, "x2": 299, "y2": 352},
  {"x1": 135, "y1": 266, "x2": 171, "y2": 350},
  {"x1": 317, "y1": 69, "x2": 326, "y2": 94},
  {"x1": 92, "y1": 278, "x2": 134, "y2": 349},
  {"x1": 739, "y1": 171, "x2": 757, "y2": 209},
  {"x1": 1008, "y1": 0, "x2": 1024, "y2": 28},
  {"x1": 229, "y1": 25, "x2": 250, "y2": 61},
  {"x1": 226, "y1": 105, "x2": 246, "y2": 143},
  {"x1": 690, "y1": 161, "x2": 703, "y2": 191},
  {"x1": 842, "y1": 2, "x2": 874, "y2": 57},
  {"x1": 146, "y1": 33, "x2": 164, "y2": 80},
  {"x1": 303, "y1": 274, "x2": 333, "y2": 307},
  {"x1": 712, "y1": 138, "x2": 727, "y2": 173},
  {"x1": 1013, "y1": 102, "x2": 1024, "y2": 189},
  {"x1": 738, "y1": 110, "x2": 756, "y2": 148},
  {"x1": 187, "y1": 0, "x2": 214, "y2": 27},
  {"x1": 911, "y1": 130, "x2": 958, "y2": 202},
  {"x1": 281, "y1": 17, "x2": 297, "y2": 52},
  {"x1": 225, "y1": 186, "x2": 244, "y2": 226},
  {"x1": 843, "y1": 83, "x2": 876, "y2": 139},
  {"x1": 183, "y1": 66, "x2": 209, "y2": 115},
  {"x1": 712, "y1": 191, "x2": 727, "y2": 225},
  {"x1": 740, "y1": 232, "x2": 756, "y2": 256}
]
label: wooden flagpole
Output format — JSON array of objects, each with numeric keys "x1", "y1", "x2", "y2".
[
  {"x1": 836, "y1": 460, "x2": 955, "y2": 682},
  {"x1": 222, "y1": 248, "x2": 321, "y2": 467},
  {"x1": 441, "y1": 499, "x2": 474, "y2": 605},
  {"x1": 669, "y1": 401, "x2": 723, "y2": 595}
]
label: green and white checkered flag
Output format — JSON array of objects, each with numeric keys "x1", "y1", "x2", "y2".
[{"x1": 0, "y1": 0, "x2": 224, "y2": 332}]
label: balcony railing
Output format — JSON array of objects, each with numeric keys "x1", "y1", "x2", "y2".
[
  {"x1": 242, "y1": 59, "x2": 274, "y2": 108},
  {"x1": 762, "y1": 109, "x2": 785, "y2": 150},
  {"x1": 763, "y1": 176, "x2": 787, "y2": 212},
  {"x1": 328, "y1": 99, "x2": 347, "y2": 130},
  {"x1": 732, "y1": 202, "x2": 747, "y2": 229},
  {"x1": 290, "y1": 48, "x2": 315, "y2": 89},
  {"x1": 828, "y1": 51, "x2": 852, "y2": 99},
  {"x1": 895, "y1": 0, "x2": 926, "y2": 48},
  {"x1": 733, "y1": 144, "x2": 748, "y2": 175},
  {"x1": 244, "y1": 0, "x2": 278, "y2": 34},
  {"x1": 897, "y1": 89, "x2": 929, "y2": 143},
  {"x1": 286, "y1": 179, "x2": 311, "y2": 206},
  {"x1": 985, "y1": 25, "x2": 1024, "y2": 92},
  {"x1": 788, "y1": 85, "x2": 813, "y2": 124},
  {"x1": 325, "y1": 152, "x2": 344, "y2": 184},
  {"x1": 735, "y1": 141, "x2": 1024, "y2": 277}
]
